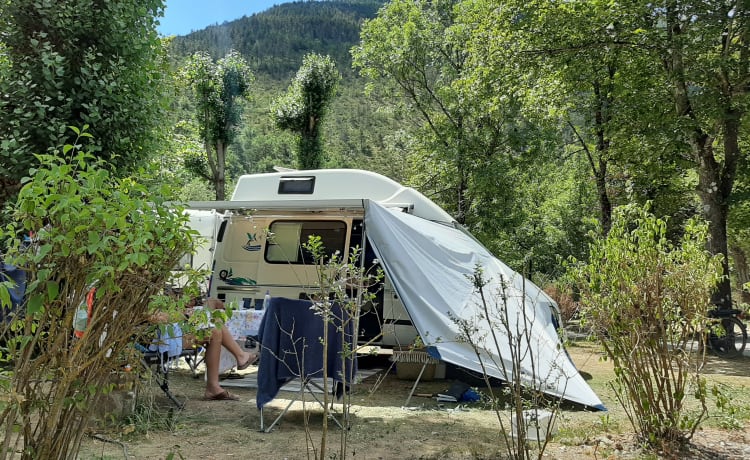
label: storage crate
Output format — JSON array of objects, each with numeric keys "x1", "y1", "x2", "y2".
[{"x1": 392, "y1": 349, "x2": 439, "y2": 381}]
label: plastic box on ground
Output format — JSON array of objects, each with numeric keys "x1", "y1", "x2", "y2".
[{"x1": 511, "y1": 409, "x2": 558, "y2": 441}]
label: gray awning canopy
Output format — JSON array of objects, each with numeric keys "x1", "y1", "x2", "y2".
[{"x1": 364, "y1": 200, "x2": 604, "y2": 410}]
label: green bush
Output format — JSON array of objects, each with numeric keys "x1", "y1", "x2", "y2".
[
  {"x1": 568, "y1": 203, "x2": 722, "y2": 452},
  {"x1": 0, "y1": 131, "x2": 197, "y2": 460}
]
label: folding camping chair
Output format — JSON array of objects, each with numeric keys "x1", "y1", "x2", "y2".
[
  {"x1": 390, "y1": 348, "x2": 440, "y2": 407},
  {"x1": 255, "y1": 297, "x2": 357, "y2": 432},
  {"x1": 138, "y1": 324, "x2": 205, "y2": 409},
  {"x1": 140, "y1": 348, "x2": 186, "y2": 409},
  {"x1": 259, "y1": 378, "x2": 345, "y2": 432}
]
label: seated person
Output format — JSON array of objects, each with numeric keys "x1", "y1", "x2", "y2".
[{"x1": 152, "y1": 297, "x2": 258, "y2": 401}]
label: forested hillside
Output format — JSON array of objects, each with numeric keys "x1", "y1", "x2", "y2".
[
  {"x1": 4, "y1": 0, "x2": 748, "y2": 294},
  {"x1": 166, "y1": 0, "x2": 406, "y2": 208},
  {"x1": 171, "y1": 0, "x2": 385, "y2": 79}
]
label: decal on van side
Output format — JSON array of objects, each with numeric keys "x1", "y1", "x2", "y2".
[
  {"x1": 242, "y1": 233, "x2": 261, "y2": 252},
  {"x1": 218, "y1": 268, "x2": 257, "y2": 286}
]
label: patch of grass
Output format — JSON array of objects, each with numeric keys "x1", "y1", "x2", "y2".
[
  {"x1": 703, "y1": 380, "x2": 750, "y2": 430},
  {"x1": 122, "y1": 386, "x2": 181, "y2": 436},
  {"x1": 555, "y1": 423, "x2": 597, "y2": 446}
]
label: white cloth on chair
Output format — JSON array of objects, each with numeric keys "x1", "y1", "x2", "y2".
[{"x1": 149, "y1": 323, "x2": 183, "y2": 358}]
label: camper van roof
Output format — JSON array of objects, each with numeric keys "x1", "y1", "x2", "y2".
[{"x1": 227, "y1": 169, "x2": 454, "y2": 223}]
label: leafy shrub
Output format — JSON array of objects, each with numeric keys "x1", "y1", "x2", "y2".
[
  {"x1": 543, "y1": 284, "x2": 578, "y2": 323},
  {"x1": 0, "y1": 132, "x2": 197, "y2": 460},
  {"x1": 567, "y1": 203, "x2": 722, "y2": 452}
]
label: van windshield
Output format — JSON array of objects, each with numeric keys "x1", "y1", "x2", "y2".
[{"x1": 265, "y1": 220, "x2": 346, "y2": 264}]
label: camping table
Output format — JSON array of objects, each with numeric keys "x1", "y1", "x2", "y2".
[{"x1": 224, "y1": 308, "x2": 265, "y2": 338}]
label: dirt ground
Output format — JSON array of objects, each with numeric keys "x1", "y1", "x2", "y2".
[{"x1": 77, "y1": 342, "x2": 750, "y2": 460}]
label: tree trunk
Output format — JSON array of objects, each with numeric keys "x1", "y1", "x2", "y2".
[
  {"x1": 696, "y1": 151, "x2": 732, "y2": 309},
  {"x1": 0, "y1": 177, "x2": 21, "y2": 215},
  {"x1": 590, "y1": 77, "x2": 613, "y2": 235},
  {"x1": 456, "y1": 166, "x2": 467, "y2": 225},
  {"x1": 664, "y1": 9, "x2": 739, "y2": 311},
  {"x1": 594, "y1": 158, "x2": 611, "y2": 235},
  {"x1": 731, "y1": 244, "x2": 750, "y2": 304},
  {"x1": 215, "y1": 141, "x2": 226, "y2": 201},
  {"x1": 694, "y1": 106, "x2": 742, "y2": 310},
  {"x1": 455, "y1": 120, "x2": 467, "y2": 225}
]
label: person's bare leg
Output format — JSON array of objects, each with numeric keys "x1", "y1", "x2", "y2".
[
  {"x1": 204, "y1": 328, "x2": 257, "y2": 398},
  {"x1": 204, "y1": 328, "x2": 225, "y2": 397},
  {"x1": 218, "y1": 327, "x2": 255, "y2": 365}
]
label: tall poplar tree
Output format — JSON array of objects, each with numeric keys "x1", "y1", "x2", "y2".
[
  {"x1": 182, "y1": 51, "x2": 253, "y2": 200},
  {"x1": 271, "y1": 53, "x2": 341, "y2": 170}
]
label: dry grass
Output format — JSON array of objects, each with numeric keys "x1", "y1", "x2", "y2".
[{"x1": 76, "y1": 340, "x2": 750, "y2": 460}]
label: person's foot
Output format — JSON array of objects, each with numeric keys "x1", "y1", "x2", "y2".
[
  {"x1": 236, "y1": 351, "x2": 259, "y2": 370},
  {"x1": 202, "y1": 389, "x2": 240, "y2": 401}
]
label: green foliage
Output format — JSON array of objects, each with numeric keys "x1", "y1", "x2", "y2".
[
  {"x1": 0, "y1": 129, "x2": 197, "y2": 460},
  {"x1": 142, "y1": 118, "x2": 216, "y2": 202},
  {"x1": 182, "y1": 50, "x2": 254, "y2": 199},
  {"x1": 272, "y1": 53, "x2": 341, "y2": 169},
  {"x1": 476, "y1": 154, "x2": 597, "y2": 279},
  {"x1": 355, "y1": 0, "x2": 472, "y2": 220},
  {"x1": 728, "y1": 160, "x2": 750, "y2": 301},
  {"x1": 168, "y1": 2, "x2": 396, "y2": 183},
  {"x1": 170, "y1": 1, "x2": 385, "y2": 79},
  {"x1": 229, "y1": 76, "x2": 403, "y2": 177},
  {"x1": 164, "y1": 0, "x2": 748, "y2": 294},
  {"x1": 0, "y1": 0, "x2": 168, "y2": 209},
  {"x1": 163, "y1": 2, "x2": 422, "y2": 205},
  {"x1": 710, "y1": 383, "x2": 745, "y2": 430},
  {"x1": 464, "y1": 0, "x2": 750, "y2": 307},
  {"x1": 567, "y1": 203, "x2": 723, "y2": 451},
  {"x1": 353, "y1": 0, "x2": 552, "y2": 236},
  {"x1": 183, "y1": 51, "x2": 253, "y2": 147}
]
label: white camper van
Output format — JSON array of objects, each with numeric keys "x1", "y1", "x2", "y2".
[
  {"x1": 188, "y1": 169, "x2": 605, "y2": 409},
  {"x1": 195, "y1": 169, "x2": 451, "y2": 347},
  {"x1": 172, "y1": 209, "x2": 223, "y2": 293}
]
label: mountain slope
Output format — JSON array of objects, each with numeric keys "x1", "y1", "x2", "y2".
[
  {"x1": 168, "y1": 1, "x2": 408, "y2": 187},
  {"x1": 170, "y1": 0, "x2": 386, "y2": 79}
]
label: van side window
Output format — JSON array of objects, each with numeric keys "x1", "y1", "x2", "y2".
[{"x1": 265, "y1": 220, "x2": 346, "y2": 264}]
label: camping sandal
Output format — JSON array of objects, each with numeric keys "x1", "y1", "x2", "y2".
[
  {"x1": 203, "y1": 390, "x2": 240, "y2": 401},
  {"x1": 236, "y1": 352, "x2": 259, "y2": 371}
]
